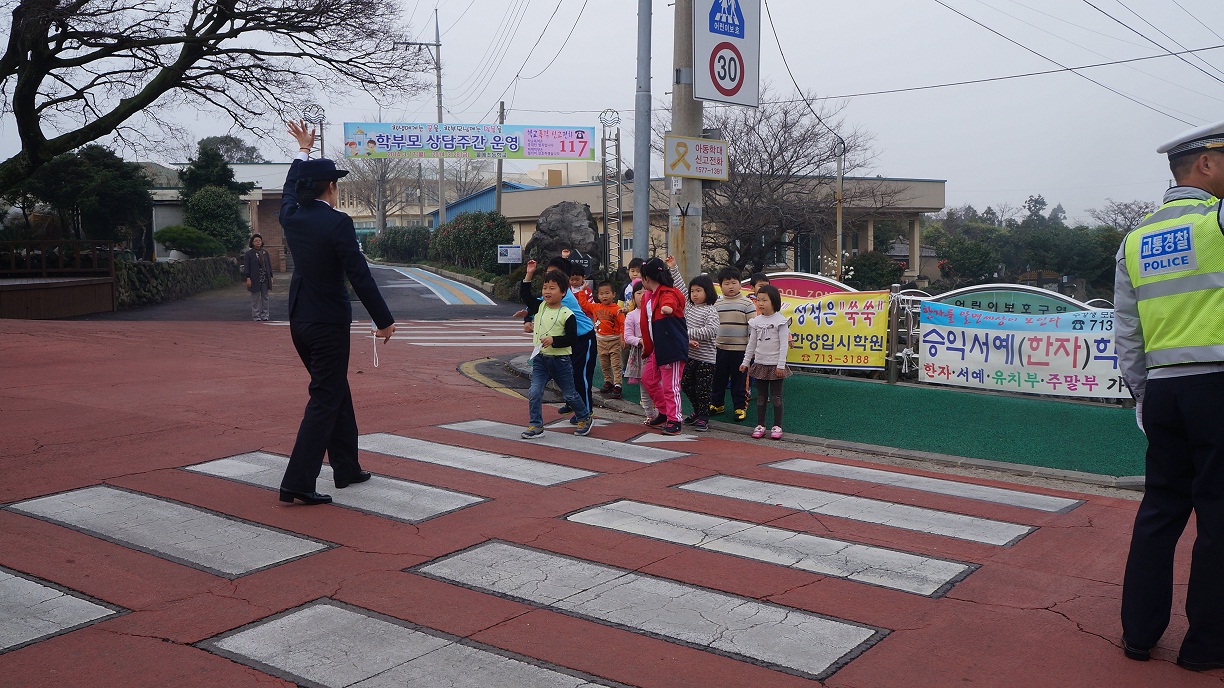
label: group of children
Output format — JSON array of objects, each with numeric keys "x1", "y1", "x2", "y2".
[{"x1": 520, "y1": 252, "x2": 790, "y2": 441}]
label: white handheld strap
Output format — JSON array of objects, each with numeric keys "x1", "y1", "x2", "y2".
[{"x1": 372, "y1": 326, "x2": 379, "y2": 368}]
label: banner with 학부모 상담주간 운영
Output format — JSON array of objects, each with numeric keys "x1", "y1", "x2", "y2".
[
  {"x1": 918, "y1": 302, "x2": 1130, "y2": 399},
  {"x1": 782, "y1": 291, "x2": 890, "y2": 370},
  {"x1": 342, "y1": 122, "x2": 596, "y2": 160}
]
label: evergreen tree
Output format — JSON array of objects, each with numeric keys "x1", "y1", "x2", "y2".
[
  {"x1": 185, "y1": 185, "x2": 248, "y2": 252},
  {"x1": 177, "y1": 139, "x2": 253, "y2": 254},
  {"x1": 179, "y1": 142, "x2": 254, "y2": 199},
  {"x1": 197, "y1": 135, "x2": 267, "y2": 164},
  {"x1": 15, "y1": 144, "x2": 151, "y2": 242}
]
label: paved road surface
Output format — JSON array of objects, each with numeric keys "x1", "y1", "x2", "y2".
[
  {"x1": 1, "y1": 270, "x2": 1214, "y2": 687},
  {"x1": 78, "y1": 263, "x2": 521, "y2": 322}
]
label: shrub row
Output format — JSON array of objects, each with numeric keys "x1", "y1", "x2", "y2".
[
  {"x1": 427, "y1": 211, "x2": 512, "y2": 274},
  {"x1": 115, "y1": 257, "x2": 240, "y2": 309},
  {"x1": 364, "y1": 226, "x2": 430, "y2": 262}
]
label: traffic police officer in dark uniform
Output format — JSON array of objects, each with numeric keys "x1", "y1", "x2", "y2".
[
  {"x1": 277, "y1": 120, "x2": 396, "y2": 505},
  {"x1": 1116, "y1": 120, "x2": 1224, "y2": 670}
]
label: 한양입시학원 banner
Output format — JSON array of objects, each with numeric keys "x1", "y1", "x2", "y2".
[
  {"x1": 783, "y1": 291, "x2": 891, "y2": 370},
  {"x1": 919, "y1": 302, "x2": 1130, "y2": 399}
]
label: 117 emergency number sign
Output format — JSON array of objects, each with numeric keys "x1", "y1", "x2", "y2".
[{"x1": 694, "y1": 0, "x2": 760, "y2": 108}]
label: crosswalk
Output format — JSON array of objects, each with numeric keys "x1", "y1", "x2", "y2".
[
  {"x1": 265, "y1": 318, "x2": 533, "y2": 349},
  {"x1": 3, "y1": 416, "x2": 1085, "y2": 683},
  {"x1": 417, "y1": 541, "x2": 883, "y2": 681}
]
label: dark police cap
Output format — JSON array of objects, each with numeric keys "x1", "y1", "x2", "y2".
[{"x1": 298, "y1": 157, "x2": 350, "y2": 180}]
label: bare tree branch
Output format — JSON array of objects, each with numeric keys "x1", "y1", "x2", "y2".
[
  {"x1": 0, "y1": 0, "x2": 432, "y2": 192},
  {"x1": 652, "y1": 87, "x2": 904, "y2": 273}
]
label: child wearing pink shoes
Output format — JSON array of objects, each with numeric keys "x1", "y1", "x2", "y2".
[{"x1": 739, "y1": 285, "x2": 791, "y2": 440}]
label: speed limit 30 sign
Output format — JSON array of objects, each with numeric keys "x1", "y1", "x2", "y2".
[
  {"x1": 710, "y1": 42, "x2": 744, "y2": 97},
  {"x1": 694, "y1": 0, "x2": 759, "y2": 107}
]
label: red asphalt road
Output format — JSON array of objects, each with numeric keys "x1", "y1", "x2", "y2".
[{"x1": 0, "y1": 319, "x2": 1215, "y2": 687}]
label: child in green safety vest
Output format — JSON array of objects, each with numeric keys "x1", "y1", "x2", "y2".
[{"x1": 522, "y1": 270, "x2": 594, "y2": 439}]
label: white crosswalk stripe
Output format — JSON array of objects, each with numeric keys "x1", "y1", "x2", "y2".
[
  {"x1": 678, "y1": 475, "x2": 1033, "y2": 546},
  {"x1": 379, "y1": 320, "x2": 530, "y2": 348},
  {"x1": 207, "y1": 601, "x2": 608, "y2": 687},
  {"x1": 567, "y1": 500, "x2": 973, "y2": 596},
  {"x1": 185, "y1": 452, "x2": 485, "y2": 523},
  {"x1": 358, "y1": 433, "x2": 598, "y2": 486},
  {"x1": 266, "y1": 319, "x2": 533, "y2": 348},
  {"x1": 769, "y1": 459, "x2": 1082, "y2": 512},
  {"x1": 0, "y1": 568, "x2": 121, "y2": 653},
  {"x1": 417, "y1": 542, "x2": 883, "y2": 681},
  {"x1": 8, "y1": 486, "x2": 327, "y2": 578},
  {"x1": 441, "y1": 420, "x2": 688, "y2": 463}
]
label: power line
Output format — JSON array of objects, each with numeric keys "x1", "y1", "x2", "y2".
[
  {"x1": 1080, "y1": 0, "x2": 1224, "y2": 84},
  {"x1": 808, "y1": 43, "x2": 1224, "y2": 102},
  {"x1": 968, "y1": 0, "x2": 1224, "y2": 104},
  {"x1": 504, "y1": 42, "x2": 1224, "y2": 115},
  {"x1": 932, "y1": 0, "x2": 1197, "y2": 125},
  {"x1": 441, "y1": 0, "x2": 479, "y2": 36},
  {"x1": 450, "y1": 1, "x2": 539, "y2": 110},
  {"x1": 449, "y1": 0, "x2": 537, "y2": 110},
  {"x1": 447, "y1": 0, "x2": 532, "y2": 103},
  {"x1": 1170, "y1": 0, "x2": 1224, "y2": 44},
  {"x1": 447, "y1": 0, "x2": 530, "y2": 100},
  {"x1": 761, "y1": 0, "x2": 843, "y2": 151},
  {"x1": 990, "y1": 0, "x2": 1148, "y2": 49},
  {"x1": 1110, "y1": 0, "x2": 1224, "y2": 78},
  {"x1": 478, "y1": 0, "x2": 572, "y2": 120},
  {"x1": 520, "y1": 0, "x2": 591, "y2": 81}
]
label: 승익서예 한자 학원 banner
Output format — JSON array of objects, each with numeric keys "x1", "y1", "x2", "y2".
[
  {"x1": 919, "y1": 302, "x2": 1130, "y2": 399},
  {"x1": 784, "y1": 291, "x2": 890, "y2": 370}
]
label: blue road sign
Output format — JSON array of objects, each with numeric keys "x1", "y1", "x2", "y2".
[{"x1": 709, "y1": 0, "x2": 745, "y2": 39}]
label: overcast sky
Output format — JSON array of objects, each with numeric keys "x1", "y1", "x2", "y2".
[{"x1": 7, "y1": 0, "x2": 1223, "y2": 223}]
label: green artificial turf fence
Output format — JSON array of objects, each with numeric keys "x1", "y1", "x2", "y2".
[{"x1": 596, "y1": 368, "x2": 1145, "y2": 477}]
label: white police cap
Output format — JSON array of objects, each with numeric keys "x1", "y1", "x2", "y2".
[{"x1": 1158, "y1": 120, "x2": 1224, "y2": 159}]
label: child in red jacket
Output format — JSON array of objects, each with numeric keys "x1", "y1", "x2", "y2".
[{"x1": 639, "y1": 257, "x2": 688, "y2": 435}]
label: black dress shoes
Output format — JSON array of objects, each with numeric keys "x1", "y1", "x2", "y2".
[
  {"x1": 335, "y1": 471, "x2": 372, "y2": 489},
  {"x1": 278, "y1": 488, "x2": 333, "y2": 505},
  {"x1": 1121, "y1": 638, "x2": 1150, "y2": 661},
  {"x1": 1177, "y1": 656, "x2": 1224, "y2": 671}
]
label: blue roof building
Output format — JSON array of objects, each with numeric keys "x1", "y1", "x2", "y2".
[{"x1": 426, "y1": 181, "x2": 534, "y2": 228}]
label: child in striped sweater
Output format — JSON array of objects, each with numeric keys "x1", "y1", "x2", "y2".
[{"x1": 666, "y1": 257, "x2": 719, "y2": 431}]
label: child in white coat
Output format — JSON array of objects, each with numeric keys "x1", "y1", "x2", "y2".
[{"x1": 739, "y1": 285, "x2": 792, "y2": 440}]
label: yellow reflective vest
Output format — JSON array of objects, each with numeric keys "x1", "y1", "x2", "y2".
[
  {"x1": 532, "y1": 304, "x2": 574, "y2": 356},
  {"x1": 1124, "y1": 194, "x2": 1224, "y2": 367}
]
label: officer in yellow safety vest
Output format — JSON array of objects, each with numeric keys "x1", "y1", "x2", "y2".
[{"x1": 1115, "y1": 120, "x2": 1224, "y2": 671}]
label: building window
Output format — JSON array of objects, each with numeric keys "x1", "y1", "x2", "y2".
[{"x1": 621, "y1": 237, "x2": 633, "y2": 252}]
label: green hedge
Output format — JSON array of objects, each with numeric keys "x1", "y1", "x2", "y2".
[
  {"x1": 428, "y1": 211, "x2": 512, "y2": 273},
  {"x1": 365, "y1": 226, "x2": 430, "y2": 262},
  {"x1": 152, "y1": 225, "x2": 226, "y2": 257},
  {"x1": 115, "y1": 257, "x2": 241, "y2": 309}
]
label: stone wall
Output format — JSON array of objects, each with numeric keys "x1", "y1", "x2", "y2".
[{"x1": 115, "y1": 257, "x2": 241, "y2": 309}]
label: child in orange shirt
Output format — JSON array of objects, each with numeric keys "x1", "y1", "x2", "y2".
[{"x1": 589, "y1": 281, "x2": 626, "y2": 398}]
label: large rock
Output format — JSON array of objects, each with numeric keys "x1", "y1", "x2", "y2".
[{"x1": 526, "y1": 201, "x2": 600, "y2": 274}]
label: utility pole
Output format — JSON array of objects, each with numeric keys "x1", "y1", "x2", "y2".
[
  {"x1": 434, "y1": 11, "x2": 446, "y2": 226},
  {"x1": 631, "y1": 0, "x2": 652, "y2": 261},
  {"x1": 396, "y1": 13, "x2": 446, "y2": 226},
  {"x1": 417, "y1": 161, "x2": 426, "y2": 228},
  {"x1": 834, "y1": 146, "x2": 844, "y2": 279},
  {"x1": 671, "y1": 0, "x2": 703, "y2": 281},
  {"x1": 495, "y1": 100, "x2": 505, "y2": 214}
]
